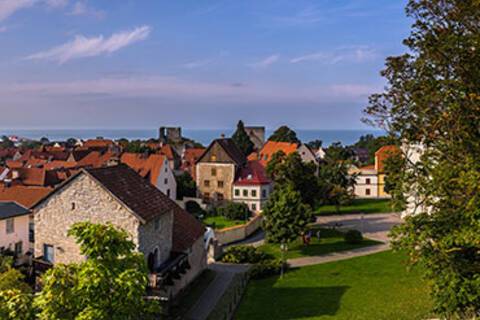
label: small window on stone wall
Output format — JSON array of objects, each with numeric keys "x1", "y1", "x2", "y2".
[{"x1": 71, "y1": 202, "x2": 76, "y2": 210}]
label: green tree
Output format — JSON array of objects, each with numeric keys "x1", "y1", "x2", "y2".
[
  {"x1": 306, "y1": 139, "x2": 322, "y2": 150},
  {"x1": 0, "y1": 289, "x2": 34, "y2": 320},
  {"x1": 266, "y1": 152, "x2": 319, "y2": 207},
  {"x1": 317, "y1": 159, "x2": 356, "y2": 212},
  {"x1": 231, "y1": 120, "x2": 254, "y2": 155},
  {"x1": 324, "y1": 142, "x2": 354, "y2": 162},
  {"x1": 383, "y1": 151, "x2": 407, "y2": 211},
  {"x1": 268, "y1": 126, "x2": 300, "y2": 143},
  {"x1": 0, "y1": 136, "x2": 14, "y2": 148},
  {"x1": 352, "y1": 134, "x2": 397, "y2": 165},
  {"x1": 35, "y1": 222, "x2": 160, "y2": 320},
  {"x1": 364, "y1": 0, "x2": 480, "y2": 317},
  {"x1": 176, "y1": 172, "x2": 197, "y2": 200},
  {"x1": 262, "y1": 183, "x2": 312, "y2": 244}
]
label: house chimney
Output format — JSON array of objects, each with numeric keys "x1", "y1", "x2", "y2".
[{"x1": 220, "y1": 133, "x2": 225, "y2": 139}]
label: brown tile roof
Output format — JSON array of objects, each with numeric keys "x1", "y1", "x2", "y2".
[
  {"x1": 6, "y1": 160, "x2": 24, "y2": 169},
  {"x1": 83, "y1": 139, "x2": 114, "y2": 148},
  {"x1": 197, "y1": 138, "x2": 246, "y2": 166},
  {"x1": 0, "y1": 185, "x2": 52, "y2": 208},
  {"x1": 69, "y1": 150, "x2": 92, "y2": 162},
  {"x1": 172, "y1": 207, "x2": 205, "y2": 252},
  {"x1": 85, "y1": 165, "x2": 177, "y2": 222},
  {"x1": 258, "y1": 141, "x2": 298, "y2": 166},
  {"x1": 43, "y1": 161, "x2": 78, "y2": 171},
  {"x1": 76, "y1": 151, "x2": 115, "y2": 168}
]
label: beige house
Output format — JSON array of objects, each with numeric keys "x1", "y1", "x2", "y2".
[
  {"x1": 349, "y1": 165, "x2": 379, "y2": 198},
  {"x1": 33, "y1": 165, "x2": 206, "y2": 298},
  {"x1": 0, "y1": 202, "x2": 31, "y2": 258},
  {"x1": 195, "y1": 138, "x2": 247, "y2": 202}
]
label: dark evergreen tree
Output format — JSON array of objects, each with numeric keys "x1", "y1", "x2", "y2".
[
  {"x1": 231, "y1": 120, "x2": 255, "y2": 155},
  {"x1": 268, "y1": 126, "x2": 300, "y2": 143}
]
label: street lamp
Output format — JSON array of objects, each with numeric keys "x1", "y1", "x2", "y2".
[{"x1": 280, "y1": 241, "x2": 288, "y2": 279}]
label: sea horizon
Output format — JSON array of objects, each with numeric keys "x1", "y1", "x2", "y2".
[{"x1": 0, "y1": 128, "x2": 385, "y2": 147}]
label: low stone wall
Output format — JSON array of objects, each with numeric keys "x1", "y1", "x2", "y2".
[
  {"x1": 215, "y1": 215, "x2": 263, "y2": 245},
  {"x1": 207, "y1": 272, "x2": 250, "y2": 320}
]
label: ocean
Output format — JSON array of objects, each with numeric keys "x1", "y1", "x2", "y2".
[{"x1": 0, "y1": 128, "x2": 385, "y2": 147}]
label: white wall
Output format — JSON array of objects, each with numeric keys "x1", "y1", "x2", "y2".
[
  {"x1": 0, "y1": 214, "x2": 30, "y2": 255},
  {"x1": 155, "y1": 159, "x2": 177, "y2": 201},
  {"x1": 232, "y1": 184, "x2": 272, "y2": 212},
  {"x1": 353, "y1": 173, "x2": 379, "y2": 198}
]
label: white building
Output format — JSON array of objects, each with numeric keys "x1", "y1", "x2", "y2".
[
  {"x1": 232, "y1": 161, "x2": 273, "y2": 213},
  {"x1": 349, "y1": 165, "x2": 379, "y2": 198},
  {"x1": 0, "y1": 202, "x2": 31, "y2": 257}
]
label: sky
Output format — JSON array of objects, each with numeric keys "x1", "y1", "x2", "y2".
[{"x1": 0, "y1": 0, "x2": 411, "y2": 130}]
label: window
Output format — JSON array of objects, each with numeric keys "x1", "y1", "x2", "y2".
[
  {"x1": 218, "y1": 180, "x2": 224, "y2": 188},
  {"x1": 211, "y1": 168, "x2": 217, "y2": 176},
  {"x1": 14, "y1": 241, "x2": 22, "y2": 256},
  {"x1": 204, "y1": 192, "x2": 210, "y2": 200},
  {"x1": 251, "y1": 190, "x2": 257, "y2": 197},
  {"x1": 43, "y1": 244, "x2": 54, "y2": 263},
  {"x1": 29, "y1": 222, "x2": 34, "y2": 243},
  {"x1": 262, "y1": 189, "x2": 267, "y2": 198},
  {"x1": 263, "y1": 155, "x2": 268, "y2": 161},
  {"x1": 204, "y1": 180, "x2": 210, "y2": 187},
  {"x1": 243, "y1": 189, "x2": 248, "y2": 197},
  {"x1": 366, "y1": 188, "x2": 371, "y2": 196},
  {"x1": 210, "y1": 155, "x2": 217, "y2": 161},
  {"x1": 366, "y1": 178, "x2": 371, "y2": 185},
  {"x1": 217, "y1": 193, "x2": 224, "y2": 201},
  {"x1": 234, "y1": 189, "x2": 240, "y2": 196},
  {"x1": 154, "y1": 218, "x2": 161, "y2": 231},
  {"x1": 71, "y1": 202, "x2": 76, "y2": 210},
  {"x1": 167, "y1": 189, "x2": 171, "y2": 198},
  {"x1": 251, "y1": 203, "x2": 257, "y2": 211},
  {"x1": 6, "y1": 218, "x2": 14, "y2": 234},
  {"x1": 164, "y1": 178, "x2": 168, "y2": 185}
]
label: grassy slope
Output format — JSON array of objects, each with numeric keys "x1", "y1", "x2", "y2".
[
  {"x1": 315, "y1": 199, "x2": 394, "y2": 216},
  {"x1": 259, "y1": 228, "x2": 381, "y2": 260},
  {"x1": 236, "y1": 251, "x2": 433, "y2": 320},
  {"x1": 202, "y1": 215, "x2": 246, "y2": 229}
]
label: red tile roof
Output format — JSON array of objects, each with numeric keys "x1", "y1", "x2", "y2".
[
  {"x1": 159, "y1": 144, "x2": 177, "y2": 160},
  {"x1": 83, "y1": 139, "x2": 114, "y2": 148},
  {"x1": 121, "y1": 153, "x2": 168, "y2": 186},
  {"x1": 234, "y1": 161, "x2": 271, "y2": 186},
  {"x1": 258, "y1": 141, "x2": 298, "y2": 166},
  {"x1": 76, "y1": 151, "x2": 115, "y2": 168},
  {"x1": 0, "y1": 185, "x2": 52, "y2": 208},
  {"x1": 181, "y1": 148, "x2": 205, "y2": 179}
]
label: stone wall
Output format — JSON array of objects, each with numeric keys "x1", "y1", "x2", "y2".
[
  {"x1": 214, "y1": 215, "x2": 263, "y2": 245},
  {"x1": 171, "y1": 236, "x2": 207, "y2": 297},
  {"x1": 196, "y1": 163, "x2": 235, "y2": 200},
  {"x1": 34, "y1": 173, "x2": 173, "y2": 265},
  {"x1": 138, "y1": 211, "x2": 173, "y2": 267}
]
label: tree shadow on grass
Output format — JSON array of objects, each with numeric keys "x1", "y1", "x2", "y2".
[{"x1": 237, "y1": 279, "x2": 350, "y2": 320}]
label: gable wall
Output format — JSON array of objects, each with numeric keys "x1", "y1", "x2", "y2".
[{"x1": 34, "y1": 174, "x2": 141, "y2": 264}]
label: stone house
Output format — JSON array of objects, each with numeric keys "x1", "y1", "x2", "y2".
[
  {"x1": 32, "y1": 165, "x2": 206, "y2": 298},
  {"x1": 195, "y1": 138, "x2": 247, "y2": 202}
]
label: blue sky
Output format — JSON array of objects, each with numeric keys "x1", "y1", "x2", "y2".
[{"x1": 0, "y1": 0, "x2": 410, "y2": 129}]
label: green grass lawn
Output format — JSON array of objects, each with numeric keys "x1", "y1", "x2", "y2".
[
  {"x1": 202, "y1": 215, "x2": 247, "y2": 229},
  {"x1": 236, "y1": 251, "x2": 433, "y2": 320},
  {"x1": 258, "y1": 228, "x2": 381, "y2": 260},
  {"x1": 315, "y1": 198, "x2": 394, "y2": 216}
]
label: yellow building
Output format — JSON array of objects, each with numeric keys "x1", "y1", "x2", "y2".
[{"x1": 374, "y1": 145, "x2": 400, "y2": 198}]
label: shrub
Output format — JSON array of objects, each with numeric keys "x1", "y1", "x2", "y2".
[
  {"x1": 344, "y1": 230, "x2": 363, "y2": 244},
  {"x1": 211, "y1": 202, "x2": 252, "y2": 221},
  {"x1": 250, "y1": 259, "x2": 284, "y2": 279},
  {"x1": 221, "y1": 246, "x2": 272, "y2": 264}
]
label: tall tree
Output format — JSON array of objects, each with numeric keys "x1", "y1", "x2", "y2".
[
  {"x1": 35, "y1": 222, "x2": 160, "y2": 319},
  {"x1": 262, "y1": 183, "x2": 312, "y2": 244},
  {"x1": 176, "y1": 172, "x2": 197, "y2": 200},
  {"x1": 324, "y1": 142, "x2": 354, "y2": 162},
  {"x1": 231, "y1": 120, "x2": 255, "y2": 155},
  {"x1": 364, "y1": 0, "x2": 480, "y2": 317},
  {"x1": 268, "y1": 126, "x2": 300, "y2": 144},
  {"x1": 266, "y1": 152, "x2": 319, "y2": 207},
  {"x1": 317, "y1": 159, "x2": 356, "y2": 211}
]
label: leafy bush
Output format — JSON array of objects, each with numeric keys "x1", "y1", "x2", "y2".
[
  {"x1": 212, "y1": 202, "x2": 252, "y2": 221},
  {"x1": 344, "y1": 230, "x2": 363, "y2": 244},
  {"x1": 250, "y1": 259, "x2": 284, "y2": 279},
  {"x1": 221, "y1": 246, "x2": 272, "y2": 264},
  {"x1": 185, "y1": 201, "x2": 206, "y2": 218}
]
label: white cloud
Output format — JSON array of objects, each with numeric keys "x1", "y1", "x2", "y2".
[
  {"x1": 26, "y1": 25, "x2": 152, "y2": 64},
  {"x1": 291, "y1": 46, "x2": 378, "y2": 64},
  {"x1": 69, "y1": 0, "x2": 104, "y2": 19},
  {"x1": 249, "y1": 54, "x2": 280, "y2": 69},
  {"x1": 182, "y1": 58, "x2": 214, "y2": 69},
  {"x1": 45, "y1": 0, "x2": 68, "y2": 8},
  {"x1": 0, "y1": 0, "x2": 36, "y2": 21}
]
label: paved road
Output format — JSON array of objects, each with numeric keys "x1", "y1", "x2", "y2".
[
  {"x1": 184, "y1": 263, "x2": 249, "y2": 320},
  {"x1": 314, "y1": 212, "x2": 402, "y2": 243}
]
